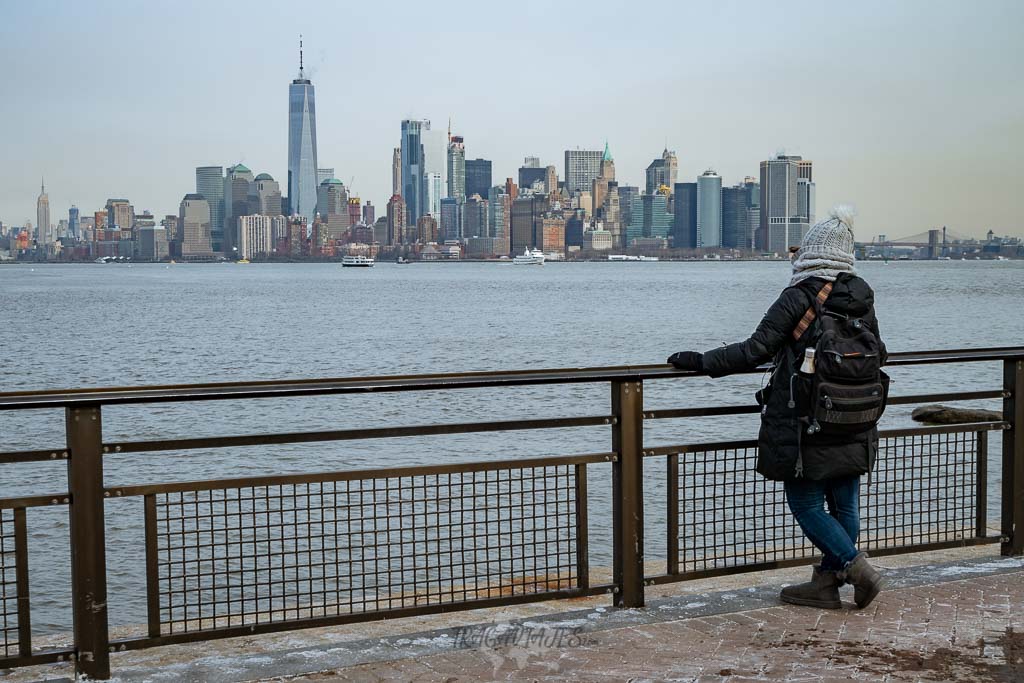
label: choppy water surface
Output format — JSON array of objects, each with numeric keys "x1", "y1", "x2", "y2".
[{"x1": 1, "y1": 260, "x2": 1021, "y2": 631}]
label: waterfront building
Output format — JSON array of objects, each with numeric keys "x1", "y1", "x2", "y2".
[
  {"x1": 36, "y1": 180, "x2": 51, "y2": 245},
  {"x1": 463, "y1": 195, "x2": 489, "y2": 239},
  {"x1": 401, "y1": 119, "x2": 430, "y2": 222},
  {"x1": 136, "y1": 225, "x2": 168, "y2": 261},
  {"x1": 759, "y1": 154, "x2": 812, "y2": 252},
  {"x1": 251, "y1": 173, "x2": 283, "y2": 217},
  {"x1": 424, "y1": 171, "x2": 443, "y2": 220},
  {"x1": 617, "y1": 186, "x2": 640, "y2": 240},
  {"x1": 592, "y1": 142, "x2": 615, "y2": 210},
  {"x1": 105, "y1": 199, "x2": 133, "y2": 239},
  {"x1": 392, "y1": 147, "x2": 402, "y2": 197},
  {"x1": 538, "y1": 216, "x2": 565, "y2": 254},
  {"x1": 238, "y1": 215, "x2": 273, "y2": 259},
  {"x1": 347, "y1": 198, "x2": 361, "y2": 231},
  {"x1": 68, "y1": 205, "x2": 80, "y2": 240},
  {"x1": 645, "y1": 148, "x2": 678, "y2": 195},
  {"x1": 487, "y1": 188, "x2": 511, "y2": 240},
  {"x1": 372, "y1": 216, "x2": 388, "y2": 245},
  {"x1": 644, "y1": 193, "x2": 673, "y2": 240},
  {"x1": 465, "y1": 159, "x2": 492, "y2": 200},
  {"x1": 465, "y1": 236, "x2": 509, "y2": 258},
  {"x1": 195, "y1": 166, "x2": 225, "y2": 251},
  {"x1": 722, "y1": 186, "x2": 751, "y2": 249},
  {"x1": 672, "y1": 182, "x2": 698, "y2": 248},
  {"x1": 447, "y1": 133, "x2": 466, "y2": 200},
  {"x1": 510, "y1": 195, "x2": 550, "y2": 253},
  {"x1": 697, "y1": 170, "x2": 722, "y2": 248},
  {"x1": 316, "y1": 178, "x2": 347, "y2": 217},
  {"x1": 417, "y1": 215, "x2": 438, "y2": 243},
  {"x1": 317, "y1": 168, "x2": 334, "y2": 186},
  {"x1": 583, "y1": 226, "x2": 613, "y2": 251},
  {"x1": 288, "y1": 40, "x2": 319, "y2": 220},
  {"x1": 177, "y1": 194, "x2": 213, "y2": 259},
  {"x1": 565, "y1": 210, "x2": 585, "y2": 248},
  {"x1": 224, "y1": 164, "x2": 254, "y2": 252},
  {"x1": 798, "y1": 177, "x2": 816, "y2": 226},
  {"x1": 564, "y1": 149, "x2": 603, "y2": 195},
  {"x1": 386, "y1": 194, "x2": 407, "y2": 245},
  {"x1": 440, "y1": 197, "x2": 463, "y2": 241},
  {"x1": 271, "y1": 215, "x2": 289, "y2": 244}
]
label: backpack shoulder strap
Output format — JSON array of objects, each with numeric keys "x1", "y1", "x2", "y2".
[{"x1": 791, "y1": 281, "x2": 833, "y2": 341}]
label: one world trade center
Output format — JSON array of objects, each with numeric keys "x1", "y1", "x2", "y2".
[{"x1": 288, "y1": 38, "x2": 318, "y2": 222}]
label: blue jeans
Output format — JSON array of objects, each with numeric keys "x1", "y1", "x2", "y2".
[{"x1": 784, "y1": 475, "x2": 861, "y2": 571}]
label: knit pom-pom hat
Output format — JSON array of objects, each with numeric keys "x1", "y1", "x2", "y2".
[{"x1": 790, "y1": 205, "x2": 858, "y2": 286}]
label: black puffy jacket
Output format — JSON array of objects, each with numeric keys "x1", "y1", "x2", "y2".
[{"x1": 701, "y1": 273, "x2": 886, "y2": 481}]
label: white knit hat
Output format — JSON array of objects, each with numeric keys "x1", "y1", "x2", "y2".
[{"x1": 789, "y1": 205, "x2": 857, "y2": 286}]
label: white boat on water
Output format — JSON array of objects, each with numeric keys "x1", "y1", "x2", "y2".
[
  {"x1": 513, "y1": 248, "x2": 545, "y2": 265},
  {"x1": 342, "y1": 255, "x2": 375, "y2": 267}
]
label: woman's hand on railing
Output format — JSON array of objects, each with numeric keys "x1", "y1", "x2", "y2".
[{"x1": 667, "y1": 351, "x2": 704, "y2": 371}]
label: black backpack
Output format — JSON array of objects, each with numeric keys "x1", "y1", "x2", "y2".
[{"x1": 796, "y1": 281, "x2": 889, "y2": 436}]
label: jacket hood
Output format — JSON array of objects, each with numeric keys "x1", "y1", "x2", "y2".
[{"x1": 806, "y1": 273, "x2": 873, "y2": 317}]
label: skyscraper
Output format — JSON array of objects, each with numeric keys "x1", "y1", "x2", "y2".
[
  {"x1": 447, "y1": 129, "x2": 465, "y2": 200},
  {"x1": 463, "y1": 195, "x2": 489, "y2": 239},
  {"x1": 424, "y1": 172, "x2": 443, "y2": 221},
  {"x1": 36, "y1": 180, "x2": 50, "y2": 245},
  {"x1": 251, "y1": 173, "x2": 283, "y2": 216},
  {"x1": 696, "y1": 170, "x2": 722, "y2": 248},
  {"x1": 722, "y1": 185, "x2": 751, "y2": 249},
  {"x1": 224, "y1": 164, "x2": 254, "y2": 252},
  {"x1": 288, "y1": 38, "x2": 319, "y2": 220},
  {"x1": 392, "y1": 148, "x2": 402, "y2": 197},
  {"x1": 672, "y1": 182, "x2": 698, "y2": 249},
  {"x1": 519, "y1": 164, "x2": 547, "y2": 191},
  {"x1": 440, "y1": 197, "x2": 463, "y2": 241},
  {"x1": 758, "y1": 154, "x2": 812, "y2": 252},
  {"x1": 564, "y1": 149, "x2": 603, "y2": 195},
  {"x1": 401, "y1": 119, "x2": 430, "y2": 223},
  {"x1": 386, "y1": 194, "x2": 407, "y2": 245},
  {"x1": 68, "y1": 205, "x2": 80, "y2": 240},
  {"x1": 464, "y1": 159, "x2": 492, "y2": 200},
  {"x1": 317, "y1": 168, "x2": 334, "y2": 186},
  {"x1": 645, "y1": 148, "x2": 678, "y2": 195},
  {"x1": 195, "y1": 166, "x2": 225, "y2": 252},
  {"x1": 178, "y1": 194, "x2": 213, "y2": 258},
  {"x1": 105, "y1": 199, "x2": 133, "y2": 232}
]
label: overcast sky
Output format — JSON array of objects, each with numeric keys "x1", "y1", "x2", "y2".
[{"x1": 2, "y1": 0, "x2": 1021, "y2": 240}]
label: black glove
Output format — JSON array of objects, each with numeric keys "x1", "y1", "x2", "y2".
[{"x1": 667, "y1": 351, "x2": 704, "y2": 371}]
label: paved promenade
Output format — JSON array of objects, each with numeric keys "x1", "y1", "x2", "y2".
[{"x1": 6, "y1": 549, "x2": 1023, "y2": 682}]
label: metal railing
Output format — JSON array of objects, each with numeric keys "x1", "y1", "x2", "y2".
[{"x1": 0, "y1": 347, "x2": 1022, "y2": 679}]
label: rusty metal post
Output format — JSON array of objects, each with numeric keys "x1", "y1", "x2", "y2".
[
  {"x1": 1002, "y1": 360, "x2": 1024, "y2": 556},
  {"x1": 66, "y1": 405, "x2": 111, "y2": 679},
  {"x1": 611, "y1": 379, "x2": 644, "y2": 608},
  {"x1": 977, "y1": 430, "x2": 988, "y2": 539}
]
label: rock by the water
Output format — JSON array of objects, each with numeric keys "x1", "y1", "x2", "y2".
[{"x1": 911, "y1": 404, "x2": 1002, "y2": 425}]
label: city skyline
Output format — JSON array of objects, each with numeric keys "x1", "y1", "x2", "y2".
[{"x1": 2, "y1": 2, "x2": 1022, "y2": 240}]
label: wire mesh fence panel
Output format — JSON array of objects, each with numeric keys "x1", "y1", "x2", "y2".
[
  {"x1": 671, "y1": 430, "x2": 981, "y2": 576},
  {"x1": 147, "y1": 463, "x2": 581, "y2": 635},
  {"x1": 0, "y1": 509, "x2": 20, "y2": 658},
  {"x1": 861, "y1": 431, "x2": 977, "y2": 550}
]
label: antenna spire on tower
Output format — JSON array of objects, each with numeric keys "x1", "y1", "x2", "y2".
[{"x1": 299, "y1": 35, "x2": 304, "y2": 77}]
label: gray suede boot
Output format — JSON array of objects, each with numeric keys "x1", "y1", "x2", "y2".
[
  {"x1": 780, "y1": 565, "x2": 843, "y2": 609},
  {"x1": 844, "y1": 552, "x2": 883, "y2": 608}
]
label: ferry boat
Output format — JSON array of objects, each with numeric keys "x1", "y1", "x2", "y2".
[
  {"x1": 513, "y1": 248, "x2": 545, "y2": 265},
  {"x1": 342, "y1": 255, "x2": 375, "y2": 267}
]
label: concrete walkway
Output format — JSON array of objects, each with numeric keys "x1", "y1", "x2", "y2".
[{"x1": 6, "y1": 549, "x2": 1024, "y2": 682}]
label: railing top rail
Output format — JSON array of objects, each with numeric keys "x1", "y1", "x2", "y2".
[{"x1": 0, "y1": 346, "x2": 1021, "y2": 411}]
